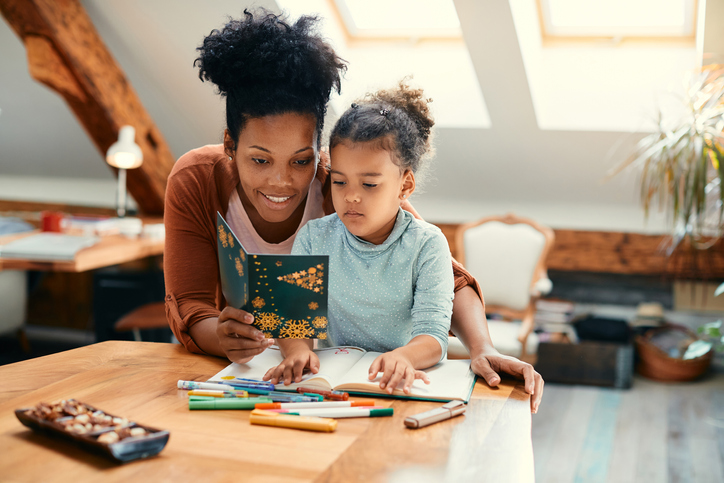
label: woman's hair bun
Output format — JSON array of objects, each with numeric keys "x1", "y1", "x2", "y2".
[{"x1": 195, "y1": 9, "x2": 344, "y2": 98}]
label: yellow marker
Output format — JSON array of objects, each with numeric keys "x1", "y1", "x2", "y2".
[{"x1": 249, "y1": 409, "x2": 337, "y2": 432}]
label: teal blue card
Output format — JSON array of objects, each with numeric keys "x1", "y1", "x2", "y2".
[{"x1": 216, "y1": 212, "x2": 329, "y2": 339}]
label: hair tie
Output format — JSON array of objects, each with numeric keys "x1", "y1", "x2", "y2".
[
  {"x1": 380, "y1": 108, "x2": 389, "y2": 116},
  {"x1": 351, "y1": 103, "x2": 359, "y2": 109}
]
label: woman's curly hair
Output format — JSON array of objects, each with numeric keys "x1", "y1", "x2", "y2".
[
  {"x1": 329, "y1": 78, "x2": 435, "y2": 175},
  {"x1": 195, "y1": 8, "x2": 347, "y2": 147}
]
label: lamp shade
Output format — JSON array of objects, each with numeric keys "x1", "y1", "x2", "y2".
[{"x1": 106, "y1": 125, "x2": 143, "y2": 169}]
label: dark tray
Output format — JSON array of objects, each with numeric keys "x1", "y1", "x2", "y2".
[{"x1": 15, "y1": 402, "x2": 170, "y2": 463}]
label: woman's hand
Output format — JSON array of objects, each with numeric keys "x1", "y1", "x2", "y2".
[
  {"x1": 472, "y1": 348, "x2": 544, "y2": 414},
  {"x1": 449, "y1": 286, "x2": 545, "y2": 413},
  {"x1": 263, "y1": 342, "x2": 319, "y2": 385},
  {"x1": 216, "y1": 307, "x2": 275, "y2": 364},
  {"x1": 368, "y1": 350, "x2": 431, "y2": 394}
]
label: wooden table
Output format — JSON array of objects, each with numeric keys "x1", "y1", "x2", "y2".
[
  {"x1": 0, "y1": 222, "x2": 164, "y2": 272},
  {"x1": 0, "y1": 342, "x2": 534, "y2": 482}
]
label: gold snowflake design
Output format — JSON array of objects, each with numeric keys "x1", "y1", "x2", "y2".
[
  {"x1": 308, "y1": 302, "x2": 319, "y2": 310},
  {"x1": 311, "y1": 316, "x2": 327, "y2": 329},
  {"x1": 277, "y1": 265, "x2": 324, "y2": 293},
  {"x1": 252, "y1": 297, "x2": 265, "y2": 309},
  {"x1": 218, "y1": 225, "x2": 228, "y2": 248},
  {"x1": 276, "y1": 260, "x2": 282, "y2": 267},
  {"x1": 240, "y1": 250, "x2": 246, "y2": 262},
  {"x1": 235, "y1": 258, "x2": 244, "y2": 277},
  {"x1": 279, "y1": 320, "x2": 315, "y2": 339},
  {"x1": 228, "y1": 235, "x2": 234, "y2": 248},
  {"x1": 255, "y1": 312, "x2": 281, "y2": 332},
  {"x1": 263, "y1": 332, "x2": 273, "y2": 339},
  {"x1": 317, "y1": 332, "x2": 327, "y2": 340}
]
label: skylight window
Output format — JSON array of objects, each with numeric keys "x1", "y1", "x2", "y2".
[
  {"x1": 510, "y1": 0, "x2": 700, "y2": 132},
  {"x1": 278, "y1": 0, "x2": 490, "y2": 129},
  {"x1": 538, "y1": 0, "x2": 696, "y2": 41},
  {"x1": 334, "y1": 0, "x2": 462, "y2": 39}
]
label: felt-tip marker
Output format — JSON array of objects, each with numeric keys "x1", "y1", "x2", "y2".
[
  {"x1": 178, "y1": 380, "x2": 236, "y2": 391},
  {"x1": 255, "y1": 401, "x2": 376, "y2": 410},
  {"x1": 188, "y1": 389, "x2": 249, "y2": 398},
  {"x1": 188, "y1": 397, "x2": 272, "y2": 410},
  {"x1": 280, "y1": 407, "x2": 393, "y2": 418},
  {"x1": 249, "y1": 409, "x2": 337, "y2": 432},
  {"x1": 296, "y1": 387, "x2": 348, "y2": 400}
]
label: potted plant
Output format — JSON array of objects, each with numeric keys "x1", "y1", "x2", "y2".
[{"x1": 610, "y1": 64, "x2": 724, "y2": 253}]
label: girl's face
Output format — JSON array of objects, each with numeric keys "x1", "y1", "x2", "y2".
[
  {"x1": 225, "y1": 113, "x2": 318, "y2": 224},
  {"x1": 330, "y1": 141, "x2": 415, "y2": 245}
]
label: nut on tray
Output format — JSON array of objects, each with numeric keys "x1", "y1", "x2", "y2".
[{"x1": 15, "y1": 399, "x2": 169, "y2": 463}]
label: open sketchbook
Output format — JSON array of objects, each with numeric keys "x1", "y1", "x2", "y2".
[{"x1": 209, "y1": 346, "x2": 477, "y2": 403}]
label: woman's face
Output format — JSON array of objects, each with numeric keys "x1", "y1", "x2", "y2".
[{"x1": 226, "y1": 113, "x2": 318, "y2": 224}]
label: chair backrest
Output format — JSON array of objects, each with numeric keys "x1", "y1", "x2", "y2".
[
  {"x1": 457, "y1": 214, "x2": 554, "y2": 312},
  {"x1": 0, "y1": 270, "x2": 27, "y2": 334}
]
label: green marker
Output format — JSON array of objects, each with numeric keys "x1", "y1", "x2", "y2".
[{"x1": 189, "y1": 397, "x2": 272, "y2": 410}]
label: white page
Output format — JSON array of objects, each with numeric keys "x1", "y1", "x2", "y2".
[{"x1": 335, "y1": 353, "x2": 476, "y2": 401}]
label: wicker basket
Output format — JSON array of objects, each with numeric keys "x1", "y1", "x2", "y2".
[{"x1": 635, "y1": 324, "x2": 713, "y2": 382}]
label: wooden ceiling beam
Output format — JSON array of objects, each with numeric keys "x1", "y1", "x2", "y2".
[{"x1": 0, "y1": 0, "x2": 174, "y2": 215}]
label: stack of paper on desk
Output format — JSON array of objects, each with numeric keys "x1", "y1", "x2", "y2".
[
  {"x1": 0, "y1": 233, "x2": 99, "y2": 261},
  {"x1": 210, "y1": 346, "x2": 477, "y2": 403}
]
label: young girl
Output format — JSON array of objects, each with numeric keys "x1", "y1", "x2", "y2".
[{"x1": 264, "y1": 81, "x2": 454, "y2": 394}]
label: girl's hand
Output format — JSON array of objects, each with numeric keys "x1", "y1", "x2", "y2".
[
  {"x1": 263, "y1": 348, "x2": 320, "y2": 385},
  {"x1": 368, "y1": 350, "x2": 431, "y2": 394},
  {"x1": 216, "y1": 307, "x2": 275, "y2": 364}
]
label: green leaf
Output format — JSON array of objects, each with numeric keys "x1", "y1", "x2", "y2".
[{"x1": 699, "y1": 320, "x2": 723, "y2": 338}]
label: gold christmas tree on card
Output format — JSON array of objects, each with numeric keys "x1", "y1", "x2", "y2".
[{"x1": 277, "y1": 265, "x2": 324, "y2": 293}]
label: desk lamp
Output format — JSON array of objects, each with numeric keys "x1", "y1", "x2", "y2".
[{"x1": 106, "y1": 125, "x2": 143, "y2": 218}]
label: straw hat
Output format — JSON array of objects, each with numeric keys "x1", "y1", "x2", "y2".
[{"x1": 631, "y1": 302, "x2": 665, "y2": 327}]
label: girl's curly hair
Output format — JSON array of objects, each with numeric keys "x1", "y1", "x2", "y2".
[
  {"x1": 329, "y1": 78, "x2": 434, "y2": 175},
  {"x1": 195, "y1": 8, "x2": 347, "y2": 147}
]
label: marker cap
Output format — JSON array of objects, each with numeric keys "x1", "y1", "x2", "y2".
[{"x1": 369, "y1": 408, "x2": 394, "y2": 417}]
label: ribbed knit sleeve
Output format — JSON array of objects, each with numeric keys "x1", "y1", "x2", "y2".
[{"x1": 411, "y1": 230, "x2": 455, "y2": 361}]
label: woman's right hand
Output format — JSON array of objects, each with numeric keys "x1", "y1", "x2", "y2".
[{"x1": 216, "y1": 307, "x2": 275, "y2": 364}]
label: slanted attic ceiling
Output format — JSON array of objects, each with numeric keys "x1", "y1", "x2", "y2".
[{"x1": 0, "y1": 0, "x2": 719, "y2": 232}]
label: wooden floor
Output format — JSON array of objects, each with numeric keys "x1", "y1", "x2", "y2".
[{"x1": 532, "y1": 366, "x2": 724, "y2": 483}]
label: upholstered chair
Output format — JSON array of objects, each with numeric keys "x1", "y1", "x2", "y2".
[{"x1": 451, "y1": 213, "x2": 555, "y2": 360}]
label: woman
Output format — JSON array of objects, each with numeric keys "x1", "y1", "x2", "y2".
[{"x1": 164, "y1": 9, "x2": 543, "y2": 412}]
